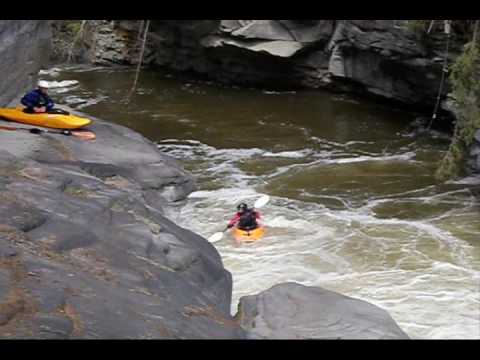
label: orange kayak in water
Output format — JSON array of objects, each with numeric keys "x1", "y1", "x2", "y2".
[{"x1": 233, "y1": 226, "x2": 265, "y2": 243}]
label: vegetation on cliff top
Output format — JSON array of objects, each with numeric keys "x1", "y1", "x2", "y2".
[
  {"x1": 406, "y1": 20, "x2": 480, "y2": 180},
  {"x1": 436, "y1": 39, "x2": 480, "y2": 180}
]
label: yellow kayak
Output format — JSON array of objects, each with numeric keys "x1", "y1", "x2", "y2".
[
  {"x1": 233, "y1": 226, "x2": 265, "y2": 243},
  {"x1": 0, "y1": 108, "x2": 91, "y2": 129}
]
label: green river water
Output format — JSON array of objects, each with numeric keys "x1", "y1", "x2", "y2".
[{"x1": 44, "y1": 65, "x2": 479, "y2": 339}]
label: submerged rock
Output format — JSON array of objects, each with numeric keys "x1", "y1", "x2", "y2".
[{"x1": 235, "y1": 282, "x2": 409, "y2": 339}]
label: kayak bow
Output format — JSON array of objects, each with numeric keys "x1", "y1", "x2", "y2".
[{"x1": 233, "y1": 226, "x2": 265, "y2": 243}]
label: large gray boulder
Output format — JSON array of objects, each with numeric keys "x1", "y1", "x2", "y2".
[
  {"x1": 0, "y1": 116, "x2": 245, "y2": 338},
  {"x1": 324, "y1": 20, "x2": 448, "y2": 106},
  {"x1": 235, "y1": 282, "x2": 409, "y2": 339},
  {"x1": 0, "y1": 20, "x2": 52, "y2": 107}
]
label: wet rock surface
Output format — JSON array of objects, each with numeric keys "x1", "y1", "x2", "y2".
[
  {"x1": 468, "y1": 130, "x2": 480, "y2": 174},
  {"x1": 235, "y1": 282, "x2": 409, "y2": 339},
  {"x1": 0, "y1": 20, "x2": 52, "y2": 106},
  {"x1": 0, "y1": 115, "x2": 244, "y2": 338},
  {"x1": 2, "y1": 20, "x2": 469, "y2": 339},
  {"x1": 83, "y1": 20, "x2": 463, "y2": 113},
  {"x1": 0, "y1": 113, "x2": 412, "y2": 339}
]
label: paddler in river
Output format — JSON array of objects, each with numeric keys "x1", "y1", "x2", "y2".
[
  {"x1": 20, "y1": 80, "x2": 68, "y2": 115},
  {"x1": 227, "y1": 203, "x2": 261, "y2": 231}
]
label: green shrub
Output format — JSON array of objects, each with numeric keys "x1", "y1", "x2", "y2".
[
  {"x1": 436, "y1": 41, "x2": 480, "y2": 180},
  {"x1": 406, "y1": 20, "x2": 428, "y2": 34},
  {"x1": 64, "y1": 21, "x2": 82, "y2": 36}
]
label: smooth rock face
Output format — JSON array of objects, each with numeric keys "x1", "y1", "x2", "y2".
[
  {"x1": 0, "y1": 20, "x2": 52, "y2": 106},
  {"x1": 0, "y1": 116, "x2": 244, "y2": 338},
  {"x1": 82, "y1": 20, "x2": 462, "y2": 111},
  {"x1": 475, "y1": 130, "x2": 480, "y2": 143},
  {"x1": 235, "y1": 282, "x2": 409, "y2": 339},
  {"x1": 82, "y1": 20, "x2": 156, "y2": 66}
]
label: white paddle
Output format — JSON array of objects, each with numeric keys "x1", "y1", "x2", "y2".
[
  {"x1": 253, "y1": 194, "x2": 270, "y2": 209},
  {"x1": 208, "y1": 195, "x2": 270, "y2": 243}
]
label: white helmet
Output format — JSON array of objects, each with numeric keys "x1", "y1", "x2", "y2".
[{"x1": 37, "y1": 80, "x2": 50, "y2": 89}]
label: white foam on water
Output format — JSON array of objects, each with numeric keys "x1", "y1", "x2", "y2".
[
  {"x1": 262, "y1": 149, "x2": 313, "y2": 158},
  {"x1": 265, "y1": 151, "x2": 419, "y2": 181},
  {"x1": 344, "y1": 140, "x2": 376, "y2": 146},
  {"x1": 62, "y1": 65, "x2": 111, "y2": 72},
  {"x1": 325, "y1": 152, "x2": 417, "y2": 164},
  {"x1": 187, "y1": 188, "x2": 261, "y2": 203},
  {"x1": 39, "y1": 67, "x2": 62, "y2": 77},
  {"x1": 160, "y1": 139, "x2": 204, "y2": 145},
  {"x1": 262, "y1": 90, "x2": 297, "y2": 95},
  {"x1": 169, "y1": 139, "x2": 480, "y2": 339},
  {"x1": 47, "y1": 80, "x2": 80, "y2": 88},
  {"x1": 159, "y1": 140, "x2": 265, "y2": 162},
  {"x1": 42, "y1": 66, "x2": 479, "y2": 339},
  {"x1": 317, "y1": 270, "x2": 480, "y2": 339},
  {"x1": 52, "y1": 87, "x2": 76, "y2": 94},
  {"x1": 451, "y1": 175, "x2": 480, "y2": 185},
  {"x1": 63, "y1": 95, "x2": 109, "y2": 109}
]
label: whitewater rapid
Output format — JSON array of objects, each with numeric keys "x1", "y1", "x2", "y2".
[
  {"x1": 43, "y1": 64, "x2": 480, "y2": 339},
  {"x1": 160, "y1": 139, "x2": 480, "y2": 340}
]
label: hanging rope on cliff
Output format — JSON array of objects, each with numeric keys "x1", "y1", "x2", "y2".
[
  {"x1": 137, "y1": 20, "x2": 145, "y2": 41},
  {"x1": 67, "y1": 20, "x2": 87, "y2": 63},
  {"x1": 126, "y1": 20, "x2": 150, "y2": 102},
  {"x1": 428, "y1": 20, "x2": 452, "y2": 130}
]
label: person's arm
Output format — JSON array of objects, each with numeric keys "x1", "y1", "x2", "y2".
[
  {"x1": 227, "y1": 213, "x2": 240, "y2": 228},
  {"x1": 45, "y1": 96, "x2": 55, "y2": 111},
  {"x1": 255, "y1": 211, "x2": 261, "y2": 220},
  {"x1": 20, "y1": 91, "x2": 37, "y2": 109}
]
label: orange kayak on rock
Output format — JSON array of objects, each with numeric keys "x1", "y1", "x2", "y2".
[
  {"x1": 233, "y1": 226, "x2": 265, "y2": 243},
  {"x1": 0, "y1": 108, "x2": 91, "y2": 130}
]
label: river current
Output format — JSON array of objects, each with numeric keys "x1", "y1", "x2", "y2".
[{"x1": 43, "y1": 65, "x2": 480, "y2": 339}]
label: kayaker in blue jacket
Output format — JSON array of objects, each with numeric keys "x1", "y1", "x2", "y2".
[{"x1": 21, "y1": 80, "x2": 55, "y2": 113}]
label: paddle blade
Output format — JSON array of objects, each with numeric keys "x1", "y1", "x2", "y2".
[
  {"x1": 208, "y1": 232, "x2": 224, "y2": 243},
  {"x1": 0, "y1": 125, "x2": 18, "y2": 131},
  {"x1": 71, "y1": 130, "x2": 96, "y2": 141},
  {"x1": 254, "y1": 195, "x2": 270, "y2": 209}
]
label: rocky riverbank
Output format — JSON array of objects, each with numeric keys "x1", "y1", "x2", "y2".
[
  {"x1": 63, "y1": 19, "x2": 480, "y2": 175},
  {"x1": 0, "y1": 19, "x2": 419, "y2": 338},
  {"x1": 75, "y1": 20, "x2": 461, "y2": 111},
  {"x1": 0, "y1": 114, "x2": 409, "y2": 339},
  {"x1": 0, "y1": 115, "x2": 247, "y2": 338},
  {"x1": 0, "y1": 20, "x2": 51, "y2": 106},
  {"x1": 2, "y1": 23, "x2": 244, "y2": 338}
]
